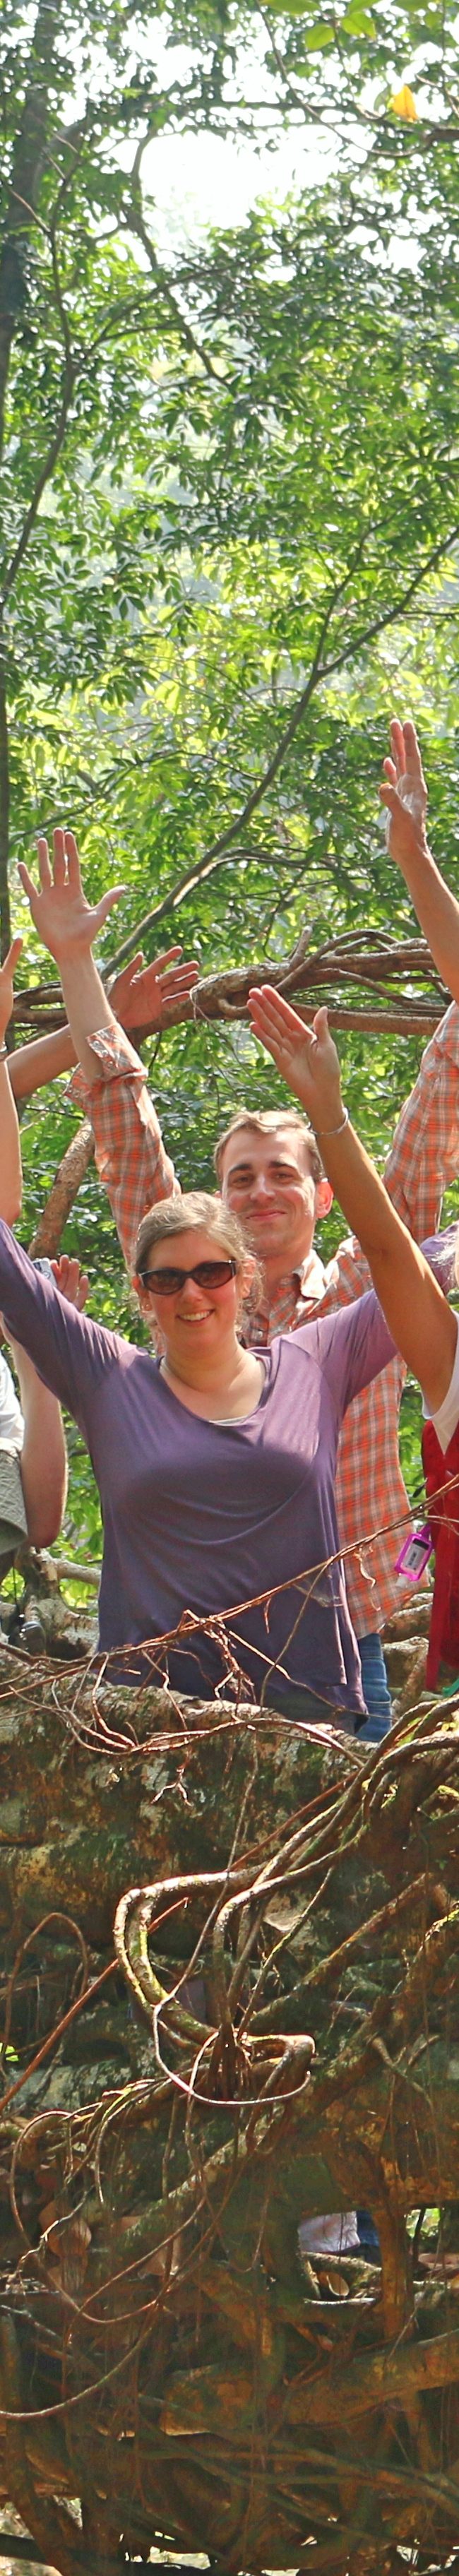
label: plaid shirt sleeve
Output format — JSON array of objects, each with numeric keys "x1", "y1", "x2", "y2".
[
  {"x1": 315, "y1": 1003, "x2": 459, "y2": 1633},
  {"x1": 68, "y1": 1026, "x2": 177, "y2": 1271}
]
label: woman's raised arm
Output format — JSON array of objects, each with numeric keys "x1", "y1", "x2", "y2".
[{"x1": 249, "y1": 985, "x2": 458, "y2": 1419}]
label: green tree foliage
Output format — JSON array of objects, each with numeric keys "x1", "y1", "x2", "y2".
[{"x1": 3, "y1": 0, "x2": 459, "y2": 1559}]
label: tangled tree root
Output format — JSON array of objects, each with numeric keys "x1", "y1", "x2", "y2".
[{"x1": 0, "y1": 1645, "x2": 458, "y2": 2572}]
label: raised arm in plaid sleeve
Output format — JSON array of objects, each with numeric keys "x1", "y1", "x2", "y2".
[{"x1": 68, "y1": 1027, "x2": 177, "y2": 1271}]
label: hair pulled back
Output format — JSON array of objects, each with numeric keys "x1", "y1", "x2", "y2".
[{"x1": 135, "y1": 1189, "x2": 248, "y2": 1279}]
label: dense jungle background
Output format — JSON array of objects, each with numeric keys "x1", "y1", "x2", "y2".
[
  {"x1": 4, "y1": 0, "x2": 459, "y2": 1575},
  {"x1": 4, "y1": 13, "x2": 459, "y2": 2576}
]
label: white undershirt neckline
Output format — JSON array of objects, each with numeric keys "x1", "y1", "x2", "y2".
[{"x1": 158, "y1": 1352, "x2": 268, "y2": 1424}]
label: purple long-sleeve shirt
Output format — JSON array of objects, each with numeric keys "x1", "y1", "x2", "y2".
[{"x1": 0, "y1": 1220, "x2": 402, "y2": 1716}]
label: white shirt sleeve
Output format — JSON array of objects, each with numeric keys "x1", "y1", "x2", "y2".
[
  {"x1": 0, "y1": 1351, "x2": 23, "y2": 1452},
  {"x1": 423, "y1": 1313, "x2": 459, "y2": 1453}
]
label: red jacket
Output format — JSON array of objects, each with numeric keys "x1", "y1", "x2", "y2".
[{"x1": 422, "y1": 1417, "x2": 459, "y2": 1686}]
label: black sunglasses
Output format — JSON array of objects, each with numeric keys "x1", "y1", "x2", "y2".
[{"x1": 138, "y1": 1258, "x2": 238, "y2": 1297}]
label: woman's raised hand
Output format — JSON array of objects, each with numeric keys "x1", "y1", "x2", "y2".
[
  {"x1": 249, "y1": 987, "x2": 344, "y2": 1133},
  {"x1": 379, "y1": 717, "x2": 429, "y2": 874},
  {"x1": 18, "y1": 830, "x2": 126, "y2": 963}
]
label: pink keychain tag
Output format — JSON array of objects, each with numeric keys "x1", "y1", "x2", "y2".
[{"x1": 395, "y1": 1522, "x2": 433, "y2": 1583}]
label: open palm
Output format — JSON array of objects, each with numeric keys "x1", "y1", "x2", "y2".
[
  {"x1": 249, "y1": 987, "x2": 344, "y2": 1131},
  {"x1": 380, "y1": 717, "x2": 429, "y2": 869},
  {"x1": 18, "y1": 830, "x2": 125, "y2": 965}
]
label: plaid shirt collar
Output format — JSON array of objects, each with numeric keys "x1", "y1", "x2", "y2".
[{"x1": 244, "y1": 1246, "x2": 329, "y2": 1345}]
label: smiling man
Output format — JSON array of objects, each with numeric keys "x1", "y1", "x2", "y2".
[{"x1": 213, "y1": 1108, "x2": 333, "y2": 1331}]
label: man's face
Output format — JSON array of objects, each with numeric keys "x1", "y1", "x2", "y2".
[{"x1": 220, "y1": 1124, "x2": 325, "y2": 1268}]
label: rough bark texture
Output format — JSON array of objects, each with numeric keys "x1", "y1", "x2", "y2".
[
  {"x1": 0, "y1": 3, "x2": 60, "y2": 463},
  {"x1": 0, "y1": 4, "x2": 63, "y2": 959},
  {"x1": 0, "y1": 1637, "x2": 457, "y2": 2573},
  {"x1": 10, "y1": 931, "x2": 448, "y2": 1045},
  {"x1": 28, "y1": 1123, "x2": 94, "y2": 1258}
]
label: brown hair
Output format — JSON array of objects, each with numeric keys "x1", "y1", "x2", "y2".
[
  {"x1": 135, "y1": 1189, "x2": 249, "y2": 1280},
  {"x1": 214, "y1": 1107, "x2": 323, "y2": 1188}
]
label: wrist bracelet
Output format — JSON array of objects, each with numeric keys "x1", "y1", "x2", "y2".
[{"x1": 314, "y1": 1106, "x2": 349, "y2": 1139}]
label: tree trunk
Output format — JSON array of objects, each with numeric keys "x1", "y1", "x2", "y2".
[
  {"x1": 0, "y1": 669, "x2": 11, "y2": 962},
  {"x1": 0, "y1": 1645, "x2": 458, "y2": 2572},
  {"x1": 28, "y1": 1121, "x2": 94, "y2": 1256},
  {"x1": 0, "y1": 2, "x2": 66, "y2": 965},
  {"x1": 0, "y1": 1, "x2": 60, "y2": 464}
]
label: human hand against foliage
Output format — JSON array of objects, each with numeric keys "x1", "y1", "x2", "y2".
[
  {"x1": 50, "y1": 1254, "x2": 90, "y2": 1311},
  {"x1": 109, "y1": 946, "x2": 199, "y2": 1038},
  {"x1": 0, "y1": 937, "x2": 23, "y2": 1049},
  {"x1": 18, "y1": 830, "x2": 125, "y2": 965},
  {"x1": 18, "y1": 831, "x2": 196, "y2": 1090},
  {"x1": 379, "y1": 717, "x2": 429, "y2": 875},
  {"x1": 378, "y1": 715, "x2": 459, "y2": 1004},
  {"x1": 249, "y1": 986, "x2": 344, "y2": 1133}
]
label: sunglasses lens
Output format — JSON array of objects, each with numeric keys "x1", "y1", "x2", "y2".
[
  {"x1": 195, "y1": 1262, "x2": 235, "y2": 1287},
  {"x1": 143, "y1": 1268, "x2": 181, "y2": 1294}
]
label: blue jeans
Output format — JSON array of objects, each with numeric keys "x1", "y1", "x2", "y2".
[{"x1": 357, "y1": 1630, "x2": 392, "y2": 1743}]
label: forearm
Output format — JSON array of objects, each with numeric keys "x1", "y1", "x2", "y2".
[
  {"x1": 0, "y1": 1063, "x2": 22, "y2": 1224},
  {"x1": 319, "y1": 1116, "x2": 422, "y2": 1270},
  {"x1": 10, "y1": 1026, "x2": 77, "y2": 1099},
  {"x1": 10, "y1": 1344, "x2": 67, "y2": 1547},
  {"x1": 69, "y1": 1040, "x2": 177, "y2": 1271},
  {"x1": 316, "y1": 1114, "x2": 457, "y2": 1412},
  {"x1": 56, "y1": 950, "x2": 130, "y2": 1087},
  {"x1": 10, "y1": 1001, "x2": 154, "y2": 1104},
  {"x1": 249, "y1": 978, "x2": 459, "y2": 1412},
  {"x1": 396, "y1": 836, "x2": 459, "y2": 1001}
]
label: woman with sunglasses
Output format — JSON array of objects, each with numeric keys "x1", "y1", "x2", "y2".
[
  {"x1": 1, "y1": 819, "x2": 448, "y2": 1722},
  {"x1": 0, "y1": 1160, "x2": 400, "y2": 1720}
]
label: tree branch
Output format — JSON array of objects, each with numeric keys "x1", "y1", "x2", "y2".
[
  {"x1": 28, "y1": 1121, "x2": 94, "y2": 1258},
  {"x1": 320, "y1": 521, "x2": 459, "y2": 688},
  {"x1": 107, "y1": 562, "x2": 363, "y2": 967},
  {"x1": 124, "y1": 193, "x2": 226, "y2": 386},
  {"x1": 0, "y1": 0, "x2": 61, "y2": 465},
  {"x1": 8, "y1": 928, "x2": 446, "y2": 1049},
  {"x1": 0, "y1": 353, "x2": 76, "y2": 613},
  {"x1": 108, "y1": 517, "x2": 459, "y2": 970}
]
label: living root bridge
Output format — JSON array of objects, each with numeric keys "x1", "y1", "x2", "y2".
[
  {"x1": 0, "y1": 1649, "x2": 458, "y2": 2570},
  {"x1": 11, "y1": 924, "x2": 449, "y2": 1042}
]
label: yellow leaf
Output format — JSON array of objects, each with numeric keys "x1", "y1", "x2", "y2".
[{"x1": 390, "y1": 83, "x2": 418, "y2": 120}]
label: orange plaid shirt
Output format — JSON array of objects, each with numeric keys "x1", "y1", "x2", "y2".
[{"x1": 69, "y1": 1005, "x2": 459, "y2": 1637}]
